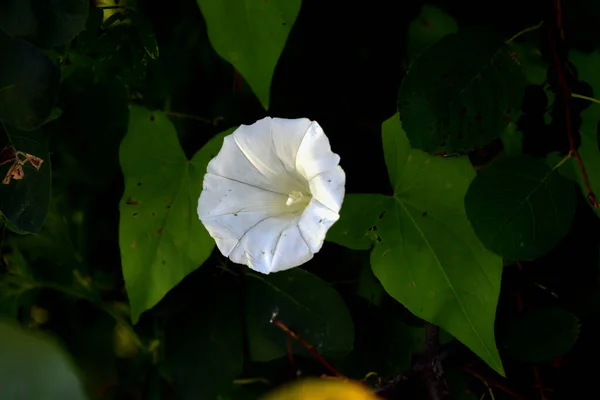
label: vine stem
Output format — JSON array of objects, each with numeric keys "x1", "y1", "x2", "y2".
[
  {"x1": 163, "y1": 111, "x2": 213, "y2": 124},
  {"x1": 549, "y1": 0, "x2": 599, "y2": 208},
  {"x1": 461, "y1": 366, "x2": 526, "y2": 400},
  {"x1": 14, "y1": 279, "x2": 144, "y2": 349},
  {"x1": 571, "y1": 93, "x2": 600, "y2": 105},
  {"x1": 506, "y1": 21, "x2": 544, "y2": 44},
  {"x1": 270, "y1": 315, "x2": 345, "y2": 378}
]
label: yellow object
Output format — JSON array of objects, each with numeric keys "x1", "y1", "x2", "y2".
[{"x1": 259, "y1": 378, "x2": 381, "y2": 400}]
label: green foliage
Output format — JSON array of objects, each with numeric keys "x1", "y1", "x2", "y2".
[
  {"x1": 166, "y1": 278, "x2": 244, "y2": 400},
  {"x1": 0, "y1": 319, "x2": 88, "y2": 399},
  {"x1": 119, "y1": 106, "x2": 227, "y2": 323},
  {"x1": 197, "y1": 0, "x2": 301, "y2": 110},
  {"x1": 245, "y1": 268, "x2": 354, "y2": 362},
  {"x1": 465, "y1": 155, "x2": 576, "y2": 260},
  {"x1": 2, "y1": 1, "x2": 600, "y2": 399},
  {"x1": 563, "y1": 50, "x2": 600, "y2": 217},
  {"x1": 329, "y1": 115, "x2": 504, "y2": 375},
  {"x1": 0, "y1": 31, "x2": 59, "y2": 130},
  {"x1": 506, "y1": 308, "x2": 580, "y2": 363},
  {"x1": 406, "y1": 5, "x2": 458, "y2": 63},
  {"x1": 398, "y1": 29, "x2": 527, "y2": 155},
  {"x1": 0, "y1": 0, "x2": 89, "y2": 48}
]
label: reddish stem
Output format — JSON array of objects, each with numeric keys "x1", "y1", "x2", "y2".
[
  {"x1": 550, "y1": 0, "x2": 599, "y2": 208},
  {"x1": 271, "y1": 317, "x2": 345, "y2": 378}
]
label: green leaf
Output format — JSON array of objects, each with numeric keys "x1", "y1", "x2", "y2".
[
  {"x1": 166, "y1": 279, "x2": 243, "y2": 400},
  {"x1": 506, "y1": 308, "x2": 580, "y2": 363},
  {"x1": 336, "y1": 115, "x2": 504, "y2": 375},
  {"x1": 0, "y1": 32, "x2": 60, "y2": 130},
  {"x1": 464, "y1": 155, "x2": 576, "y2": 260},
  {"x1": 326, "y1": 193, "x2": 389, "y2": 250},
  {"x1": 568, "y1": 50, "x2": 600, "y2": 218},
  {"x1": 398, "y1": 29, "x2": 527, "y2": 155},
  {"x1": 244, "y1": 268, "x2": 354, "y2": 362},
  {"x1": 500, "y1": 120, "x2": 523, "y2": 156},
  {"x1": 197, "y1": 0, "x2": 301, "y2": 110},
  {"x1": 407, "y1": 5, "x2": 458, "y2": 63},
  {"x1": 118, "y1": 106, "x2": 231, "y2": 323},
  {"x1": 0, "y1": 124, "x2": 51, "y2": 234},
  {"x1": 0, "y1": 0, "x2": 89, "y2": 48},
  {"x1": 0, "y1": 319, "x2": 88, "y2": 399}
]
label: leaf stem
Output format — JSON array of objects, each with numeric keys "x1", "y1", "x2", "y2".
[
  {"x1": 571, "y1": 92, "x2": 600, "y2": 105},
  {"x1": 549, "y1": 0, "x2": 599, "y2": 208},
  {"x1": 96, "y1": 5, "x2": 127, "y2": 10},
  {"x1": 506, "y1": 21, "x2": 544, "y2": 44},
  {"x1": 551, "y1": 151, "x2": 572, "y2": 171}
]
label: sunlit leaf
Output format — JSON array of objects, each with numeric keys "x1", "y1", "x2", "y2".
[
  {"x1": 329, "y1": 115, "x2": 504, "y2": 375},
  {"x1": 118, "y1": 106, "x2": 231, "y2": 323},
  {"x1": 197, "y1": 0, "x2": 301, "y2": 110}
]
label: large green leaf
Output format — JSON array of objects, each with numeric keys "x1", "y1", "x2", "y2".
[
  {"x1": 0, "y1": 124, "x2": 51, "y2": 233},
  {"x1": 398, "y1": 29, "x2": 527, "y2": 155},
  {"x1": 406, "y1": 5, "x2": 458, "y2": 63},
  {"x1": 166, "y1": 279, "x2": 243, "y2": 400},
  {"x1": 505, "y1": 308, "x2": 580, "y2": 363},
  {"x1": 244, "y1": 268, "x2": 354, "y2": 362},
  {"x1": 0, "y1": 31, "x2": 60, "y2": 130},
  {"x1": 119, "y1": 106, "x2": 231, "y2": 323},
  {"x1": 0, "y1": 320, "x2": 88, "y2": 399},
  {"x1": 464, "y1": 155, "x2": 576, "y2": 260},
  {"x1": 0, "y1": 0, "x2": 89, "y2": 48},
  {"x1": 329, "y1": 115, "x2": 504, "y2": 375},
  {"x1": 197, "y1": 0, "x2": 301, "y2": 110},
  {"x1": 567, "y1": 50, "x2": 600, "y2": 218}
]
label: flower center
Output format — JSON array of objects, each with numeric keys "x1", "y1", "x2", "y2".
[{"x1": 286, "y1": 190, "x2": 310, "y2": 207}]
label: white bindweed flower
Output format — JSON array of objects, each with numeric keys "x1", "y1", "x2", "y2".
[{"x1": 197, "y1": 117, "x2": 345, "y2": 274}]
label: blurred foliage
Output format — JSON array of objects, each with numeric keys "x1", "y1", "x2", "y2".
[{"x1": 1, "y1": 0, "x2": 600, "y2": 400}]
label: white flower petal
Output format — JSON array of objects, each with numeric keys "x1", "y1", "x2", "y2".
[
  {"x1": 229, "y1": 218, "x2": 313, "y2": 274},
  {"x1": 198, "y1": 174, "x2": 288, "y2": 257},
  {"x1": 297, "y1": 199, "x2": 340, "y2": 254},
  {"x1": 233, "y1": 117, "x2": 308, "y2": 194},
  {"x1": 295, "y1": 121, "x2": 341, "y2": 181},
  {"x1": 197, "y1": 116, "x2": 345, "y2": 275},
  {"x1": 308, "y1": 166, "x2": 346, "y2": 213},
  {"x1": 269, "y1": 117, "x2": 312, "y2": 171},
  {"x1": 207, "y1": 134, "x2": 283, "y2": 194}
]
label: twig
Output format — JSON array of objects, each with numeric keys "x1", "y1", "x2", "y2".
[
  {"x1": 549, "y1": 0, "x2": 599, "y2": 208},
  {"x1": 506, "y1": 21, "x2": 544, "y2": 44},
  {"x1": 571, "y1": 93, "x2": 600, "y2": 105},
  {"x1": 461, "y1": 366, "x2": 526, "y2": 400},
  {"x1": 270, "y1": 315, "x2": 345, "y2": 378},
  {"x1": 163, "y1": 111, "x2": 213, "y2": 125}
]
